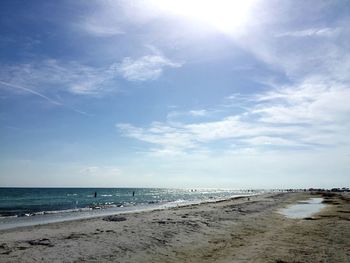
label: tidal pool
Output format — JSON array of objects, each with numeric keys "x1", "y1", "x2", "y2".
[{"x1": 279, "y1": 198, "x2": 326, "y2": 219}]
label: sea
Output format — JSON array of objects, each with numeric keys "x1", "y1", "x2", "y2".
[{"x1": 0, "y1": 188, "x2": 257, "y2": 230}]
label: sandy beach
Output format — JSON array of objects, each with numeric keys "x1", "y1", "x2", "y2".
[{"x1": 0, "y1": 192, "x2": 349, "y2": 263}]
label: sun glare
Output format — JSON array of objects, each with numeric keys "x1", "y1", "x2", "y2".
[{"x1": 150, "y1": 0, "x2": 256, "y2": 34}]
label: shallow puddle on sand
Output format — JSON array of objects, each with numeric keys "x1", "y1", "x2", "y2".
[{"x1": 279, "y1": 198, "x2": 326, "y2": 219}]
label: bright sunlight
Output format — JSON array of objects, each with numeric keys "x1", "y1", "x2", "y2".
[{"x1": 150, "y1": 0, "x2": 257, "y2": 34}]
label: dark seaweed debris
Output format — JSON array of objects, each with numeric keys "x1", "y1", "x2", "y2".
[
  {"x1": 103, "y1": 215, "x2": 127, "y2": 222},
  {"x1": 27, "y1": 238, "x2": 54, "y2": 247}
]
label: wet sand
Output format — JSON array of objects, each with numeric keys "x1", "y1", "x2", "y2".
[{"x1": 0, "y1": 192, "x2": 349, "y2": 262}]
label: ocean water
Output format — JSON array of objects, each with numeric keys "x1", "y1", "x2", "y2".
[{"x1": 0, "y1": 188, "x2": 255, "y2": 229}]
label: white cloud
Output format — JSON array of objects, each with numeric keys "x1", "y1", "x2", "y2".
[
  {"x1": 0, "y1": 53, "x2": 182, "y2": 100},
  {"x1": 0, "y1": 59, "x2": 116, "y2": 96},
  {"x1": 73, "y1": 2, "x2": 125, "y2": 38},
  {"x1": 117, "y1": 122, "x2": 196, "y2": 153},
  {"x1": 0, "y1": 80, "x2": 62, "y2": 106},
  {"x1": 189, "y1": 109, "x2": 208, "y2": 116},
  {"x1": 79, "y1": 165, "x2": 121, "y2": 177},
  {"x1": 117, "y1": 114, "x2": 304, "y2": 156},
  {"x1": 80, "y1": 22, "x2": 124, "y2": 37},
  {"x1": 241, "y1": 136, "x2": 302, "y2": 147},
  {"x1": 117, "y1": 55, "x2": 182, "y2": 81},
  {"x1": 276, "y1": 27, "x2": 340, "y2": 38},
  {"x1": 166, "y1": 109, "x2": 211, "y2": 122},
  {"x1": 0, "y1": 80, "x2": 93, "y2": 116},
  {"x1": 254, "y1": 79, "x2": 350, "y2": 124},
  {"x1": 117, "y1": 75, "x2": 350, "y2": 155}
]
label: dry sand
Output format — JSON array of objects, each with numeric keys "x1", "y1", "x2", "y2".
[{"x1": 0, "y1": 192, "x2": 349, "y2": 262}]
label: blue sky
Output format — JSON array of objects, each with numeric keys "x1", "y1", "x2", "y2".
[{"x1": 0, "y1": 0, "x2": 349, "y2": 188}]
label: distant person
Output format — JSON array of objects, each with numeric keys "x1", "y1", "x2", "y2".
[
  {"x1": 132, "y1": 191, "x2": 135, "y2": 197},
  {"x1": 94, "y1": 192, "x2": 97, "y2": 198}
]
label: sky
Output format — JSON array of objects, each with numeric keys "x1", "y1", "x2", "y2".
[{"x1": 0, "y1": 0, "x2": 349, "y2": 188}]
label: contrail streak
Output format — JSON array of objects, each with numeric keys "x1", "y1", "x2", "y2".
[
  {"x1": 0, "y1": 80, "x2": 91, "y2": 116},
  {"x1": 0, "y1": 80, "x2": 62, "y2": 105}
]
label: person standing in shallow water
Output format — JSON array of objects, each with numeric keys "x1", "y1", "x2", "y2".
[{"x1": 94, "y1": 192, "x2": 97, "y2": 198}]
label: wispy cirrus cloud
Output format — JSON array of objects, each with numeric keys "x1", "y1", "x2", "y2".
[
  {"x1": 72, "y1": 1, "x2": 125, "y2": 38},
  {"x1": 276, "y1": 27, "x2": 340, "y2": 38},
  {"x1": 0, "y1": 80, "x2": 93, "y2": 116},
  {"x1": 117, "y1": 74, "x2": 350, "y2": 156},
  {"x1": 254, "y1": 79, "x2": 350, "y2": 124},
  {"x1": 188, "y1": 109, "x2": 209, "y2": 117},
  {"x1": 0, "y1": 80, "x2": 62, "y2": 106},
  {"x1": 166, "y1": 109, "x2": 211, "y2": 122},
  {"x1": 117, "y1": 55, "x2": 182, "y2": 81},
  {"x1": 79, "y1": 22, "x2": 124, "y2": 37},
  {"x1": 0, "y1": 53, "x2": 182, "y2": 98},
  {"x1": 79, "y1": 165, "x2": 121, "y2": 176},
  {"x1": 0, "y1": 59, "x2": 118, "y2": 96},
  {"x1": 117, "y1": 115, "x2": 305, "y2": 156}
]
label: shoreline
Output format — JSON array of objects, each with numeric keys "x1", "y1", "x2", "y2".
[
  {"x1": 0, "y1": 194, "x2": 253, "y2": 231},
  {"x1": 1, "y1": 192, "x2": 349, "y2": 262},
  {"x1": 0, "y1": 188, "x2": 263, "y2": 226}
]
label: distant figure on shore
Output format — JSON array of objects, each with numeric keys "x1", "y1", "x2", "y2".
[
  {"x1": 94, "y1": 192, "x2": 97, "y2": 198},
  {"x1": 132, "y1": 191, "x2": 135, "y2": 197}
]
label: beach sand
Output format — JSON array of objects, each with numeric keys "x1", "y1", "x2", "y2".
[{"x1": 0, "y1": 192, "x2": 349, "y2": 262}]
